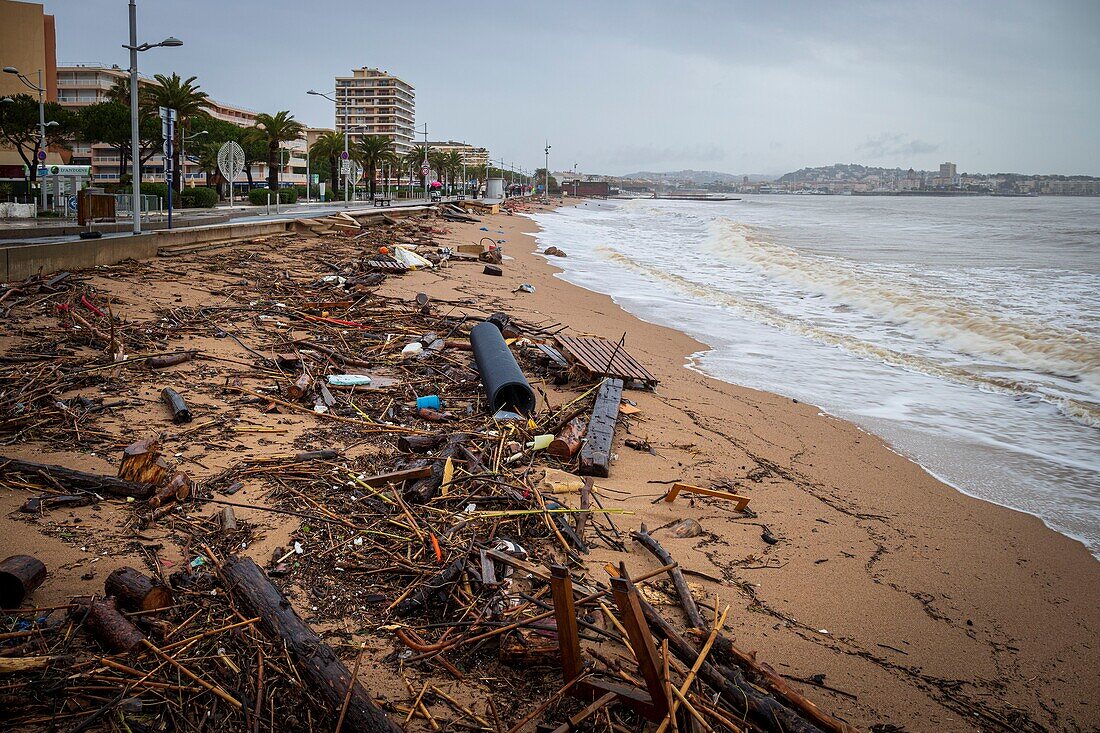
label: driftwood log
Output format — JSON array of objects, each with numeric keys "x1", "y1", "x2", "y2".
[
  {"x1": 404, "y1": 434, "x2": 469, "y2": 503},
  {"x1": 160, "y1": 387, "x2": 192, "y2": 424},
  {"x1": 0, "y1": 457, "x2": 153, "y2": 499},
  {"x1": 0, "y1": 555, "x2": 47, "y2": 608},
  {"x1": 579, "y1": 378, "x2": 623, "y2": 477},
  {"x1": 548, "y1": 416, "x2": 587, "y2": 460},
  {"x1": 148, "y1": 350, "x2": 196, "y2": 369},
  {"x1": 221, "y1": 556, "x2": 400, "y2": 732},
  {"x1": 398, "y1": 434, "x2": 447, "y2": 453},
  {"x1": 149, "y1": 472, "x2": 190, "y2": 509},
  {"x1": 118, "y1": 438, "x2": 170, "y2": 486},
  {"x1": 637, "y1": 591, "x2": 823, "y2": 733},
  {"x1": 74, "y1": 597, "x2": 144, "y2": 652},
  {"x1": 631, "y1": 526, "x2": 705, "y2": 630},
  {"x1": 104, "y1": 567, "x2": 172, "y2": 612}
]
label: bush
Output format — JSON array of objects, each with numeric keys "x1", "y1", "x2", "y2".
[
  {"x1": 180, "y1": 186, "x2": 218, "y2": 208},
  {"x1": 248, "y1": 188, "x2": 297, "y2": 205},
  {"x1": 140, "y1": 182, "x2": 169, "y2": 201}
]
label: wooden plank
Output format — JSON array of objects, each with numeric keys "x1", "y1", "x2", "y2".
[
  {"x1": 550, "y1": 566, "x2": 583, "y2": 682},
  {"x1": 663, "y1": 482, "x2": 751, "y2": 511},
  {"x1": 610, "y1": 575, "x2": 669, "y2": 721},
  {"x1": 579, "y1": 378, "x2": 623, "y2": 477}
]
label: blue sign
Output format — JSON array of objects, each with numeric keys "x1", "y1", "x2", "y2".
[
  {"x1": 67, "y1": 195, "x2": 78, "y2": 212},
  {"x1": 37, "y1": 150, "x2": 46, "y2": 161}
]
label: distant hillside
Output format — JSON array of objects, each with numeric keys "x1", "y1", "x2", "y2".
[
  {"x1": 778, "y1": 163, "x2": 928, "y2": 183},
  {"x1": 622, "y1": 169, "x2": 770, "y2": 184}
]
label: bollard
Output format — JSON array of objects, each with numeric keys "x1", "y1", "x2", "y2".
[{"x1": 266, "y1": 192, "x2": 271, "y2": 215}]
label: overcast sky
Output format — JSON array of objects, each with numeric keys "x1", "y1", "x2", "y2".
[{"x1": 49, "y1": 0, "x2": 1099, "y2": 176}]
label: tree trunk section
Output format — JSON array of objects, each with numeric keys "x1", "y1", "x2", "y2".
[
  {"x1": 221, "y1": 556, "x2": 401, "y2": 732},
  {"x1": 0, "y1": 457, "x2": 153, "y2": 499},
  {"x1": 0, "y1": 555, "x2": 47, "y2": 609},
  {"x1": 118, "y1": 438, "x2": 170, "y2": 486},
  {"x1": 75, "y1": 597, "x2": 144, "y2": 652},
  {"x1": 105, "y1": 566, "x2": 172, "y2": 612},
  {"x1": 149, "y1": 472, "x2": 190, "y2": 509},
  {"x1": 548, "y1": 417, "x2": 587, "y2": 460}
]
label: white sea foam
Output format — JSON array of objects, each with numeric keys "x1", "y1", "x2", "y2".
[{"x1": 529, "y1": 195, "x2": 1100, "y2": 553}]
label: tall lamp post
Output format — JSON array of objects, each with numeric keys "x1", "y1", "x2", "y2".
[
  {"x1": 3, "y1": 66, "x2": 48, "y2": 211},
  {"x1": 543, "y1": 141, "x2": 551, "y2": 203},
  {"x1": 307, "y1": 89, "x2": 349, "y2": 203},
  {"x1": 124, "y1": 0, "x2": 182, "y2": 235}
]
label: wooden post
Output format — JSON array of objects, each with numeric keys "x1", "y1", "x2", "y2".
[
  {"x1": 550, "y1": 565, "x2": 583, "y2": 683},
  {"x1": 221, "y1": 556, "x2": 401, "y2": 732},
  {"x1": 579, "y1": 379, "x2": 623, "y2": 477}
]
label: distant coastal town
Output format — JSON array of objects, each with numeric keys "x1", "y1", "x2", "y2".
[{"x1": 557, "y1": 163, "x2": 1100, "y2": 197}]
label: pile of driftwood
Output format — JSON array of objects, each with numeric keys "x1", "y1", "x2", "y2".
[{"x1": 0, "y1": 209, "x2": 856, "y2": 732}]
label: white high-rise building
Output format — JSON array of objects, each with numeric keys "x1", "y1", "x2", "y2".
[{"x1": 335, "y1": 68, "x2": 415, "y2": 153}]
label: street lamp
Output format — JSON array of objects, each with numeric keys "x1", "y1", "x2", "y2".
[
  {"x1": 4, "y1": 66, "x2": 49, "y2": 211},
  {"x1": 544, "y1": 141, "x2": 551, "y2": 203},
  {"x1": 308, "y1": 89, "x2": 350, "y2": 203},
  {"x1": 124, "y1": 0, "x2": 182, "y2": 234}
]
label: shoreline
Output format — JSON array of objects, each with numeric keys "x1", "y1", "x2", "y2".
[{"x1": 410, "y1": 199, "x2": 1100, "y2": 730}]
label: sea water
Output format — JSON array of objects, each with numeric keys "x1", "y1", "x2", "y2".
[{"x1": 528, "y1": 196, "x2": 1100, "y2": 554}]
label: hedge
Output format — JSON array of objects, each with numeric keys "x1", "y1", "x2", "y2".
[
  {"x1": 140, "y1": 182, "x2": 169, "y2": 201},
  {"x1": 248, "y1": 188, "x2": 297, "y2": 205},
  {"x1": 180, "y1": 186, "x2": 218, "y2": 208}
]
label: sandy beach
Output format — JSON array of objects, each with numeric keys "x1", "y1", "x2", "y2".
[
  {"x1": 392, "y1": 199, "x2": 1100, "y2": 731},
  {"x1": 1, "y1": 199, "x2": 1097, "y2": 731}
]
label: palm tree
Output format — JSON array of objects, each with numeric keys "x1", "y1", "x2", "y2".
[
  {"x1": 309, "y1": 131, "x2": 344, "y2": 199},
  {"x1": 352, "y1": 135, "x2": 393, "y2": 197},
  {"x1": 428, "y1": 149, "x2": 447, "y2": 188},
  {"x1": 380, "y1": 150, "x2": 402, "y2": 197},
  {"x1": 141, "y1": 74, "x2": 210, "y2": 192},
  {"x1": 252, "y1": 111, "x2": 305, "y2": 191},
  {"x1": 445, "y1": 150, "x2": 464, "y2": 194},
  {"x1": 402, "y1": 149, "x2": 421, "y2": 191},
  {"x1": 408, "y1": 144, "x2": 432, "y2": 191}
]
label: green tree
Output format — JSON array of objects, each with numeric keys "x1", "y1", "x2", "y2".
[
  {"x1": 444, "y1": 150, "x2": 464, "y2": 193},
  {"x1": 78, "y1": 102, "x2": 132, "y2": 179},
  {"x1": 141, "y1": 73, "x2": 210, "y2": 192},
  {"x1": 380, "y1": 150, "x2": 402, "y2": 195},
  {"x1": 309, "y1": 131, "x2": 344, "y2": 198},
  {"x1": 252, "y1": 111, "x2": 304, "y2": 191},
  {"x1": 188, "y1": 117, "x2": 240, "y2": 195},
  {"x1": 352, "y1": 135, "x2": 393, "y2": 197},
  {"x1": 408, "y1": 144, "x2": 432, "y2": 191},
  {"x1": 0, "y1": 93, "x2": 76, "y2": 190}
]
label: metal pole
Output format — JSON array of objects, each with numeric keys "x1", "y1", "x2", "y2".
[
  {"x1": 343, "y1": 100, "x2": 349, "y2": 203},
  {"x1": 304, "y1": 135, "x2": 310, "y2": 202},
  {"x1": 544, "y1": 141, "x2": 550, "y2": 203},
  {"x1": 166, "y1": 113, "x2": 173, "y2": 229},
  {"x1": 35, "y1": 70, "x2": 46, "y2": 211},
  {"x1": 128, "y1": 1, "x2": 141, "y2": 234},
  {"x1": 422, "y1": 124, "x2": 428, "y2": 200}
]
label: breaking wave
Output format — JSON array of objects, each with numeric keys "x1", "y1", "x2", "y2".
[
  {"x1": 600, "y1": 246, "x2": 1100, "y2": 428},
  {"x1": 697, "y1": 217, "x2": 1100, "y2": 389}
]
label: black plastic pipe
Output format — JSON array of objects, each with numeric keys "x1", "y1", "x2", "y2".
[{"x1": 470, "y1": 321, "x2": 536, "y2": 414}]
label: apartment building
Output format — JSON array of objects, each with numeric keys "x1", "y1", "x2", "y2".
[
  {"x1": 424, "y1": 141, "x2": 490, "y2": 168},
  {"x1": 334, "y1": 68, "x2": 415, "y2": 153},
  {"x1": 0, "y1": 0, "x2": 63, "y2": 181},
  {"x1": 57, "y1": 63, "x2": 306, "y2": 188}
]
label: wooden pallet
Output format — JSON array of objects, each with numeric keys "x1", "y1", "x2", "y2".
[{"x1": 554, "y1": 335, "x2": 658, "y2": 387}]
